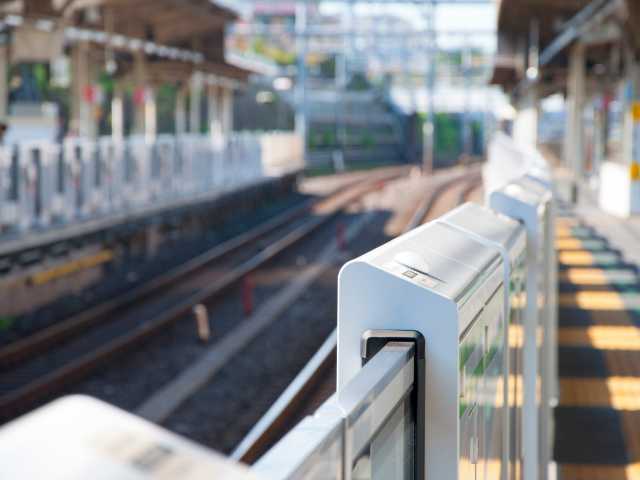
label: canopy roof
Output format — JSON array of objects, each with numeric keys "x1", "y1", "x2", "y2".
[
  {"x1": 0, "y1": 0, "x2": 253, "y2": 83},
  {"x1": 491, "y1": 0, "x2": 635, "y2": 94}
]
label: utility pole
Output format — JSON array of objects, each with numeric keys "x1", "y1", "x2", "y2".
[
  {"x1": 423, "y1": 0, "x2": 437, "y2": 175},
  {"x1": 462, "y1": 37, "x2": 472, "y2": 159},
  {"x1": 295, "y1": 0, "x2": 308, "y2": 163},
  {"x1": 336, "y1": 1, "x2": 350, "y2": 160}
]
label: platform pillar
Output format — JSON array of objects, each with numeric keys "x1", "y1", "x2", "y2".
[
  {"x1": 513, "y1": 84, "x2": 539, "y2": 148},
  {"x1": 71, "y1": 41, "x2": 96, "y2": 138},
  {"x1": 592, "y1": 94, "x2": 607, "y2": 177},
  {"x1": 145, "y1": 87, "x2": 157, "y2": 142},
  {"x1": 295, "y1": 0, "x2": 308, "y2": 161},
  {"x1": 189, "y1": 72, "x2": 202, "y2": 135},
  {"x1": 0, "y1": 42, "x2": 9, "y2": 120},
  {"x1": 111, "y1": 82, "x2": 124, "y2": 141},
  {"x1": 207, "y1": 82, "x2": 221, "y2": 142},
  {"x1": 221, "y1": 85, "x2": 233, "y2": 142},
  {"x1": 564, "y1": 43, "x2": 586, "y2": 180},
  {"x1": 133, "y1": 51, "x2": 155, "y2": 140},
  {"x1": 175, "y1": 84, "x2": 187, "y2": 135}
]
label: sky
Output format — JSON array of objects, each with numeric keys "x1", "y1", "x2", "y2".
[{"x1": 319, "y1": 2, "x2": 497, "y2": 50}]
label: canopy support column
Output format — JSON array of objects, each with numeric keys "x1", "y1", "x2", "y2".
[
  {"x1": 513, "y1": 84, "x2": 539, "y2": 148},
  {"x1": 0, "y1": 41, "x2": 9, "y2": 121},
  {"x1": 564, "y1": 42, "x2": 586, "y2": 181},
  {"x1": 175, "y1": 84, "x2": 187, "y2": 135},
  {"x1": 111, "y1": 82, "x2": 124, "y2": 141},
  {"x1": 71, "y1": 41, "x2": 95, "y2": 138},
  {"x1": 207, "y1": 81, "x2": 221, "y2": 142},
  {"x1": 221, "y1": 85, "x2": 233, "y2": 142},
  {"x1": 189, "y1": 72, "x2": 202, "y2": 135},
  {"x1": 133, "y1": 51, "x2": 155, "y2": 140},
  {"x1": 295, "y1": 0, "x2": 308, "y2": 163}
]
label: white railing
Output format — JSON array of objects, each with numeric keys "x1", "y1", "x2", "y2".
[
  {"x1": 0, "y1": 132, "x2": 558, "y2": 480},
  {"x1": 0, "y1": 132, "x2": 304, "y2": 233},
  {"x1": 255, "y1": 342, "x2": 419, "y2": 479},
  {"x1": 255, "y1": 132, "x2": 557, "y2": 479}
]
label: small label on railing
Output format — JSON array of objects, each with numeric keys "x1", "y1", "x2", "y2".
[{"x1": 384, "y1": 261, "x2": 439, "y2": 289}]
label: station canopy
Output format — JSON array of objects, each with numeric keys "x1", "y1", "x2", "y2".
[
  {"x1": 0, "y1": 0, "x2": 252, "y2": 83},
  {"x1": 492, "y1": 0, "x2": 640, "y2": 94}
]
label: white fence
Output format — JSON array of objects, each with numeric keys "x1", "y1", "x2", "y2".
[{"x1": 0, "y1": 132, "x2": 304, "y2": 233}]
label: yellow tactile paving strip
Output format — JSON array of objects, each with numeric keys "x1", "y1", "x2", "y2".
[
  {"x1": 558, "y1": 326, "x2": 640, "y2": 351},
  {"x1": 555, "y1": 215, "x2": 640, "y2": 479},
  {"x1": 560, "y1": 268, "x2": 637, "y2": 286},
  {"x1": 560, "y1": 377, "x2": 640, "y2": 410}
]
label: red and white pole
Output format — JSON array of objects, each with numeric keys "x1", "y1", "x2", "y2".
[{"x1": 242, "y1": 275, "x2": 254, "y2": 316}]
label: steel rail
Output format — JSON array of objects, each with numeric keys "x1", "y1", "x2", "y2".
[
  {"x1": 0, "y1": 170, "x2": 404, "y2": 421},
  {"x1": 0, "y1": 170, "x2": 399, "y2": 369},
  {"x1": 406, "y1": 166, "x2": 482, "y2": 231},
  {"x1": 456, "y1": 174, "x2": 484, "y2": 205}
]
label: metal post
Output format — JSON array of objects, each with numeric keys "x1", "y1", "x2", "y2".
[
  {"x1": 462, "y1": 37, "x2": 472, "y2": 159},
  {"x1": 0, "y1": 38, "x2": 9, "y2": 121},
  {"x1": 208, "y1": 81, "x2": 221, "y2": 141},
  {"x1": 423, "y1": 0, "x2": 437, "y2": 174},
  {"x1": 145, "y1": 86, "x2": 157, "y2": 142},
  {"x1": 71, "y1": 41, "x2": 93, "y2": 137},
  {"x1": 336, "y1": 1, "x2": 349, "y2": 162},
  {"x1": 111, "y1": 82, "x2": 124, "y2": 141},
  {"x1": 513, "y1": 86, "x2": 539, "y2": 147},
  {"x1": 190, "y1": 72, "x2": 202, "y2": 135},
  {"x1": 207, "y1": 82, "x2": 220, "y2": 139},
  {"x1": 175, "y1": 84, "x2": 187, "y2": 135},
  {"x1": 133, "y1": 51, "x2": 148, "y2": 137},
  {"x1": 564, "y1": 42, "x2": 586, "y2": 199},
  {"x1": 295, "y1": 0, "x2": 308, "y2": 163},
  {"x1": 221, "y1": 85, "x2": 233, "y2": 141}
]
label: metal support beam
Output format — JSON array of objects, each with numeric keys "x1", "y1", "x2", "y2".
[
  {"x1": 539, "y1": 0, "x2": 621, "y2": 66},
  {"x1": 207, "y1": 83, "x2": 221, "y2": 142},
  {"x1": 145, "y1": 86, "x2": 157, "y2": 141},
  {"x1": 423, "y1": 0, "x2": 437, "y2": 174},
  {"x1": 111, "y1": 82, "x2": 124, "y2": 140},
  {"x1": 71, "y1": 41, "x2": 95, "y2": 137},
  {"x1": 220, "y1": 85, "x2": 233, "y2": 141},
  {"x1": 0, "y1": 42, "x2": 8, "y2": 121},
  {"x1": 189, "y1": 72, "x2": 202, "y2": 135},
  {"x1": 564, "y1": 42, "x2": 586, "y2": 183},
  {"x1": 175, "y1": 84, "x2": 187, "y2": 135},
  {"x1": 133, "y1": 51, "x2": 148, "y2": 137}
]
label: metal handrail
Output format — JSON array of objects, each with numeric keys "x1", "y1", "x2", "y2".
[{"x1": 253, "y1": 342, "x2": 417, "y2": 479}]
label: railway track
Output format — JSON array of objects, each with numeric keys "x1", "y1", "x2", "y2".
[
  {"x1": 231, "y1": 168, "x2": 484, "y2": 463},
  {"x1": 0, "y1": 168, "x2": 406, "y2": 421}
]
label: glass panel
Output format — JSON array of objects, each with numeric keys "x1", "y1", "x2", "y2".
[
  {"x1": 348, "y1": 395, "x2": 416, "y2": 480},
  {"x1": 253, "y1": 343, "x2": 417, "y2": 480},
  {"x1": 371, "y1": 395, "x2": 415, "y2": 480},
  {"x1": 298, "y1": 430, "x2": 343, "y2": 480},
  {"x1": 253, "y1": 414, "x2": 343, "y2": 480}
]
